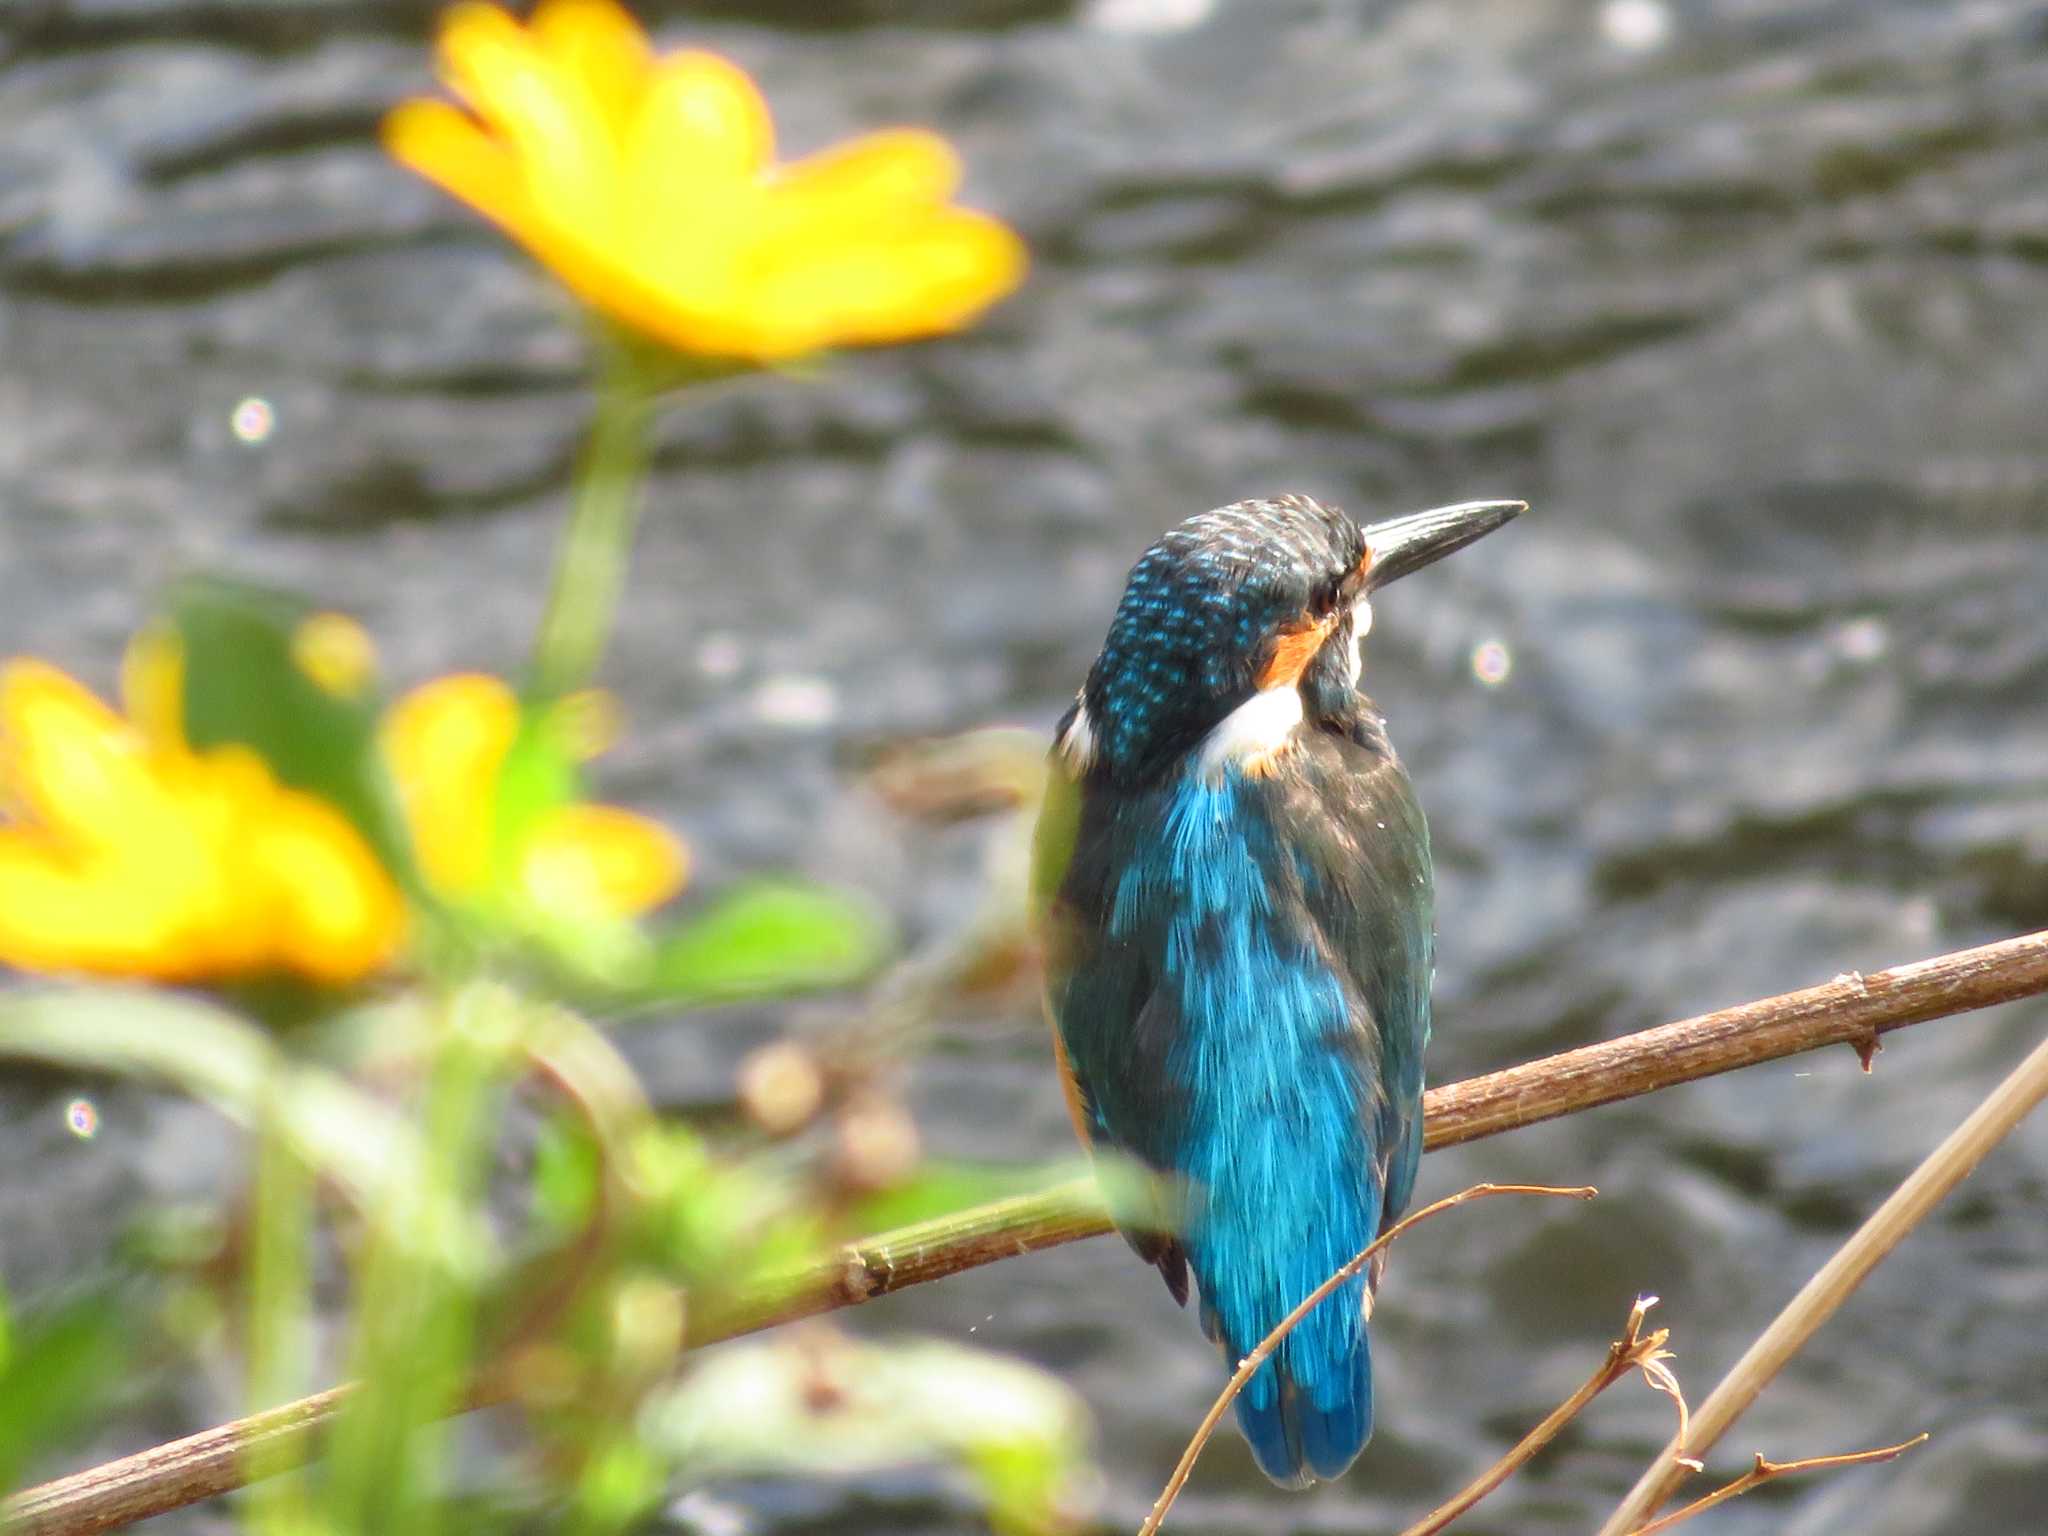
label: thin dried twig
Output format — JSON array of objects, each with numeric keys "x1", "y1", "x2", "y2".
[
  {"x1": 1623, "y1": 1435, "x2": 1929, "y2": 1536},
  {"x1": 1137, "y1": 1183, "x2": 1596, "y2": 1536},
  {"x1": 1396, "y1": 1295, "x2": 1682, "y2": 1536},
  {"x1": 8, "y1": 927, "x2": 2045, "y2": 1536},
  {"x1": 1596, "y1": 1030, "x2": 2048, "y2": 1534}
]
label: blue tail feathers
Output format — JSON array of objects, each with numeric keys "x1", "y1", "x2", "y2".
[{"x1": 1232, "y1": 1329, "x2": 1373, "y2": 1486}]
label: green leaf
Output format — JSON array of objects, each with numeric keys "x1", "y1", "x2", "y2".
[
  {"x1": 531, "y1": 1114, "x2": 603, "y2": 1237},
  {"x1": 573, "y1": 1438, "x2": 665, "y2": 1535},
  {"x1": 0, "y1": 1291, "x2": 128, "y2": 1497},
  {"x1": 648, "y1": 883, "x2": 889, "y2": 1005},
  {"x1": 490, "y1": 709, "x2": 581, "y2": 877},
  {"x1": 649, "y1": 1333, "x2": 1092, "y2": 1534},
  {"x1": 166, "y1": 577, "x2": 415, "y2": 882}
]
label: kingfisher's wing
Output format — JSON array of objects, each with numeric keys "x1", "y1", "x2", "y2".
[
  {"x1": 1291, "y1": 720, "x2": 1435, "y2": 1230},
  {"x1": 1031, "y1": 743, "x2": 1192, "y2": 1306}
]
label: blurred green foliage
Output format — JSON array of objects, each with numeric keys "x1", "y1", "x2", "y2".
[
  {"x1": 651, "y1": 882, "x2": 891, "y2": 1005},
  {"x1": 0, "y1": 47, "x2": 1074, "y2": 1517},
  {"x1": 0, "y1": 1282, "x2": 127, "y2": 1498},
  {"x1": 0, "y1": 579, "x2": 1090, "y2": 1535}
]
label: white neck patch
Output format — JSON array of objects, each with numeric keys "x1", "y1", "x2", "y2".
[
  {"x1": 1196, "y1": 685, "x2": 1304, "y2": 779},
  {"x1": 1056, "y1": 700, "x2": 1097, "y2": 772},
  {"x1": 1344, "y1": 598, "x2": 1374, "y2": 688}
]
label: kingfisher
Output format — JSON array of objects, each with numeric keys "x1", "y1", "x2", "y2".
[{"x1": 1030, "y1": 492, "x2": 1521, "y2": 1487}]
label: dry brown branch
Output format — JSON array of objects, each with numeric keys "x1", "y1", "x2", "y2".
[
  {"x1": 1396, "y1": 1295, "x2": 1680, "y2": 1536},
  {"x1": 1137, "y1": 1183, "x2": 1596, "y2": 1536},
  {"x1": 1622, "y1": 1436, "x2": 1929, "y2": 1536},
  {"x1": 1596, "y1": 1029, "x2": 2048, "y2": 1534},
  {"x1": 7, "y1": 927, "x2": 2045, "y2": 1536},
  {"x1": 1420, "y1": 927, "x2": 2048, "y2": 1149}
]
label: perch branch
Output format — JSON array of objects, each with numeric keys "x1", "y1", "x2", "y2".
[
  {"x1": 1421, "y1": 927, "x2": 2048, "y2": 1147},
  {"x1": 7, "y1": 927, "x2": 2046, "y2": 1536},
  {"x1": 1138, "y1": 1183, "x2": 1596, "y2": 1536},
  {"x1": 1623, "y1": 1435, "x2": 1928, "y2": 1535},
  {"x1": 1596, "y1": 1028, "x2": 2048, "y2": 1534}
]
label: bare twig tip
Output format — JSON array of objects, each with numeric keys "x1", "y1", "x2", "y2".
[
  {"x1": 1625, "y1": 1295, "x2": 1659, "y2": 1338},
  {"x1": 1620, "y1": 1427, "x2": 1933, "y2": 1532}
]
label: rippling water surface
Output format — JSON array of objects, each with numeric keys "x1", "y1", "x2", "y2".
[{"x1": 4, "y1": 0, "x2": 2047, "y2": 1530}]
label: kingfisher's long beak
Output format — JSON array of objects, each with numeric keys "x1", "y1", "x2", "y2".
[{"x1": 1361, "y1": 499, "x2": 1524, "y2": 591}]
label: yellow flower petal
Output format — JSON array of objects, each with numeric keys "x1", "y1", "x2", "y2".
[
  {"x1": 252, "y1": 793, "x2": 407, "y2": 983},
  {"x1": 0, "y1": 656, "x2": 402, "y2": 986},
  {"x1": 519, "y1": 803, "x2": 686, "y2": 918},
  {"x1": 630, "y1": 51, "x2": 774, "y2": 182},
  {"x1": 0, "y1": 835, "x2": 186, "y2": 977},
  {"x1": 385, "y1": 97, "x2": 609, "y2": 303},
  {"x1": 382, "y1": 673, "x2": 519, "y2": 897},
  {"x1": 742, "y1": 208, "x2": 1027, "y2": 354},
  {"x1": 437, "y1": 0, "x2": 616, "y2": 224},
  {"x1": 158, "y1": 745, "x2": 275, "y2": 977},
  {"x1": 765, "y1": 129, "x2": 963, "y2": 233},
  {"x1": 612, "y1": 54, "x2": 775, "y2": 310},
  {"x1": 531, "y1": 0, "x2": 653, "y2": 144},
  {"x1": 0, "y1": 661, "x2": 168, "y2": 852},
  {"x1": 386, "y1": 98, "x2": 532, "y2": 231}
]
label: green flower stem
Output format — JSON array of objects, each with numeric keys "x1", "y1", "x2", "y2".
[
  {"x1": 245, "y1": 1101, "x2": 314, "y2": 1536},
  {"x1": 530, "y1": 348, "x2": 658, "y2": 700},
  {"x1": 324, "y1": 985, "x2": 510, "y2": 1536}
]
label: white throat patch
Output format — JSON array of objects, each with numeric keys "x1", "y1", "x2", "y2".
[
  {"x1": 1345, "y1": 598, "x2": 1374, "y2": 688},
  {"x1": 1196, "y1": 685, "x2": 1304, "y2": 779},
  {"x1": 1056, "y1": 700, "x2": 1098, "y2": 772}
]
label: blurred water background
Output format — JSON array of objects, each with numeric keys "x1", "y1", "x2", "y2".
[{"x1": 3, "y1": 0, "x2": 2048, "y2": 1530}]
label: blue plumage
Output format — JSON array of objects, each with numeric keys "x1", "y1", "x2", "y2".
[
  {"x1": 1033, "y1": 493, "x2": 1517, "y2": 1487},
  {"x1": 1147, "y1": 773, "x2": 1388, "y2": 1482}
]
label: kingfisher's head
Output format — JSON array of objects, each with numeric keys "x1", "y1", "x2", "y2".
[{"x1": 1058, "y1": 494, "x2": 1521, "y2": 786}]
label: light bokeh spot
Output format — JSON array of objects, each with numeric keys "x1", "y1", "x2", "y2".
[
  {"x1": 1471, "y1": 639, "x2": 1513, "y2": 687},
  {"x1": 230, "y1": 396, "x2": 276, "y2": 444},
  {"x1": 1602, "y1": 0, "x2": 1671, "y2": 52}
]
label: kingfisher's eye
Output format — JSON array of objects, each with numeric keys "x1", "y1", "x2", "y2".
[{"x1": 1309, "y1": 577, "x2": 1341, "y2": 618}]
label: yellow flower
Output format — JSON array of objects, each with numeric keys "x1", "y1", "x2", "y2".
[
  {"x1": 0, "y1": 655, "x2": 404, "y2": 986},
  {"x1": 383, "y1": 0, "x2": 1026, "y2": 362},
  {"x1": 292, "y1": 612, "x2": 379, "y2": 700},
  {"x1": 381, "y1": 674, "x2": 685, "y2": 922}
]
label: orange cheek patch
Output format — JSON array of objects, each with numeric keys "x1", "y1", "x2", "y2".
[{"x1": 1257, "y1": 615, "x2": 1336, "y2": 690}]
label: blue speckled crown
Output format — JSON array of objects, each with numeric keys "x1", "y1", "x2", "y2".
[{"x1": 1083, "y1": 495, "x2": 1366, "y2": 780}]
